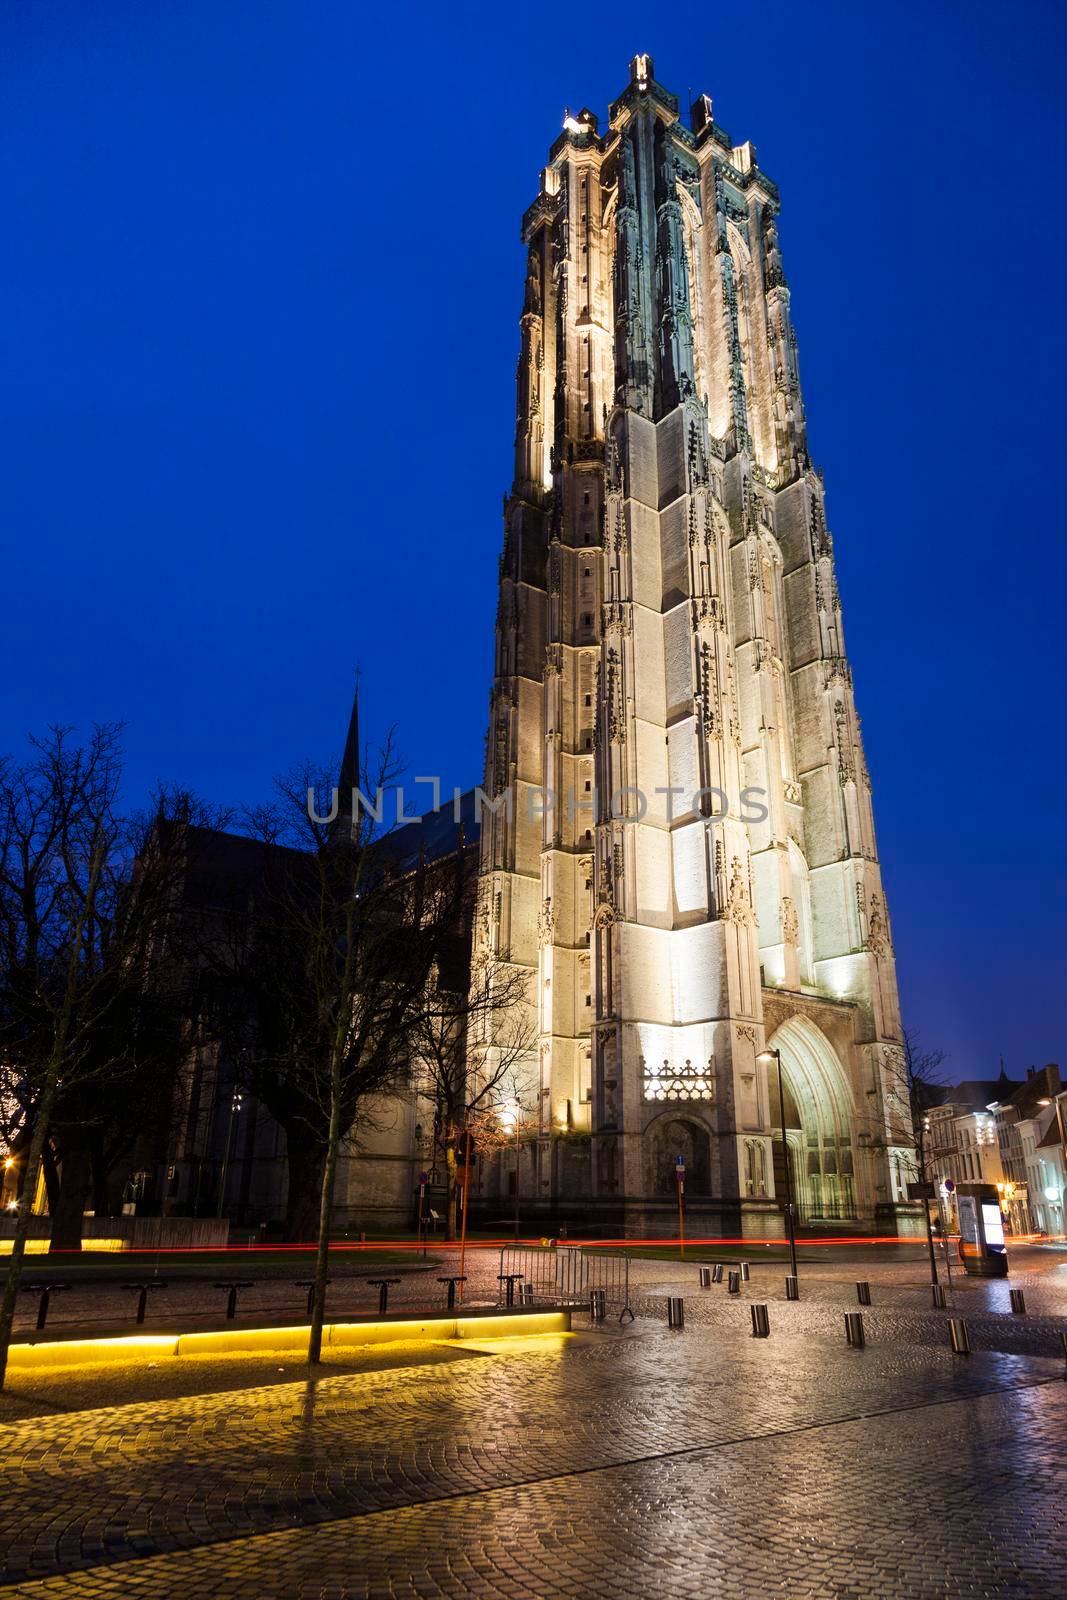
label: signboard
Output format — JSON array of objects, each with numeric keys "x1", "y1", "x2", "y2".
[
  {"x1": 957, "y1": 1195, "x2": 978, "y2": 1246},
  {"x1": 981, "y1": 1202, "x2": 1005, "y2": 1249},
  {"x1": 907, "y1": 1181, "x2": 936, "y2": 1201}
]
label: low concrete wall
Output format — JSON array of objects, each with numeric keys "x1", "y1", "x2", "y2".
[{"x1": 7, "y1": 1308, "x2": 572, "y2": 1370}]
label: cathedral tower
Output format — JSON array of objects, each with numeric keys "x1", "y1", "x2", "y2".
[{"x1": 475, "y1": 56, "x2": 916, "y2": 1234}]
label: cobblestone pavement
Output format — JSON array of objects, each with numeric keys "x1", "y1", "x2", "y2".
[
  {"x1": 11, "y1": 1241, "x2": 1066, "y2": 1339},
  {"x1": 1, "y1": 1308, "x2": 1065, "y2": 1595},
  {"x1": 2, "y1": 1245, "x2": 1066, "y2": 1596},
  {"x1": 7, "y1": 1382, "x2": 1066, "y2": 1599}
]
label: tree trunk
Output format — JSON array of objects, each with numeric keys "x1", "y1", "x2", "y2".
[
  {"x1": 308, "y1": 1058, "x2": 342, "y2": 1364},
  {"x1": 0, "y1": 1074, "x2": 60, "y2": 1390},
  {"x1": 49, "y1": 1141, "x2": 94, "y2": 1251},
  {"x1": 284, "y1": 1137, "x2": 327, "y2": 1244},
  {"x1": 445, "y1": 1143, "x2": 458, "y2": 1241},
  {"x1": 40, "y1": 1143, "x2": 60, "y2": 1215}
]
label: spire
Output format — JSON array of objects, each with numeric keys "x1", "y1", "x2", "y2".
[
  {"x1": 339, "y1": 673, "x2": 360, "y2": 797},
  {"x1": 332, "y1": 673, "x2": 360, "y2": 844}
]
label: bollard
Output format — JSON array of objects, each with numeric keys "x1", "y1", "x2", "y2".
[
  {"x1": 518, "y1": 1282, "x2": 535, "y2": 1305},
  {"x1": 856, "y1": 1281, "x2": 872, "y2": 1306},
  {"x1": 931, "y1": 1284, "x2": 946, "y2": 1309},
  {"x1": 844, "y1": 1311, "x2": 865, "y2": 1348},
  {"x1": 589, "y1": 1288, "x2": 606, "y2": 1322},
  {"x1": 698, "y1": 1266, "x2": 712, "y2": 1289},
  {"x1": 949, "y1": 1317, "x2": 971, "y2": 1355},
  {"x1": 667, "y1": 1296, "x2": 685, "y2": 1329},
  {"x1": 1009, "y1": 1289, "x2": 1026, "y2": 1315},
  {"x1": 727, "y1": 1271, "x2": 741, "y2": 1295},
  {"x1": 437, "y1": 1275, "x2": 466, "y2": 1310},
  {"x1": 739, "y1": 1261, "x2": 750, "y2": 1282},
  {"x1": 711, "y1": 1263, "x2": 724, "y2": 1284},
  {"x1": 750, "y1": 1303, "x2": 770, "y2": 1338},
  {"x1": 785, "y1": 1275, "x2": 799, "y2": 1301}
]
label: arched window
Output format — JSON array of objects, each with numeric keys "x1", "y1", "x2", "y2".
[{"x1": 744, "y1": 1138, "x2": 767, "y2": 1197}]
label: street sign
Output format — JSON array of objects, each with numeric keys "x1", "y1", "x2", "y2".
[
  {"x1": 942, "y1": 1178, "x2": 955, "y2": 1193},
  {"x1": 907, "y1": 1180, "x2": 936, "y2": 1201}
]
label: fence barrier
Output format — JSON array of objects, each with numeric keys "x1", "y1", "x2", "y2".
[{"x1": 495, "y1": 1245, "x2": 634, "y2": 1322}]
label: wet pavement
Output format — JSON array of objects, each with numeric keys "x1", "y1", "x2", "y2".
[{"x1": 0, "y1": 1244, "x2": 1065, "y2": 1596}]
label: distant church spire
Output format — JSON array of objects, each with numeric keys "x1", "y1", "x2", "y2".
[
  {"x1": 339, "y1": 672, "x2": 360, "y2": 796},
  {"x1": 333, "y1": 673, "x2": 360, "y2": 843}
]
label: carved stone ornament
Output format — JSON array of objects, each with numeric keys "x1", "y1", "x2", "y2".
[
  {"x1": 724, "y1": 855, "x2": 756, "y2": 927},
  {"x1": 537, "y1": 896, "x2": 555, "y2": 947}
]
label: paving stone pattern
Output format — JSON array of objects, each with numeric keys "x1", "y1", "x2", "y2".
[{"x1": 1, "y1": 1246, "x2": 1066, "y2": 1597}]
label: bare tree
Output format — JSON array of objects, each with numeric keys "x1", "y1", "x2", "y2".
[
  {"x1": 901, "y1": 1028, "x2": 948, "y2": 1182},
  {"x1": 201, "y1": 734, "x2": 472, "y2": 1363},
  {"x1": 409, "y1": 951, "x2": 534, "y2": 1239},
  {"x1": 0, "y1": 729, "x2": 214, "y2": 1387}
]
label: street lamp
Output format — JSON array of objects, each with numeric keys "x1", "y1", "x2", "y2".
[
  {"x1": 757, "y1": 1046, "x2": 799, "y2": 1283},
  {"x1": 216, "y1": 1090, "x2": 243, "y2": 1220},
  {"x1": 499, "y1": 1100, "x2": 523, "y2": 1242}
]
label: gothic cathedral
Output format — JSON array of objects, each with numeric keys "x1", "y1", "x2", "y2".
[{"x1": 474, "y1": 56, "x2": 917, "y2": 1235}]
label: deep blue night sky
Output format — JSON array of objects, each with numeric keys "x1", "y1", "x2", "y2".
[{"x1": 3, "y1": 1, "x2": 1065, "y2": 1076}]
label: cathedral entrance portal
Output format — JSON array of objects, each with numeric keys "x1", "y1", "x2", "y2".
[
  {"x1": 645, "y1": 1117, "x2": 712, "y2": 1198},
  {"x1": 769, "y1": 1018, "x2": 859, "y2": 1224}
]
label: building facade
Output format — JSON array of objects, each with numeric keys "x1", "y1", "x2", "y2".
[{"x1": 473, "y1": 56, "x2": 916, "y2": 1235}]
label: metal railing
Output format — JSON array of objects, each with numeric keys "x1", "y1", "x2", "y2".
[{"x1": 496, "y1": 1244, "x2": 633, "y2": 1320}]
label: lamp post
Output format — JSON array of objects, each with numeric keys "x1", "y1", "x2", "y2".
[
  {"x1": 758, "y1": 1046, "x2": 799, "y2": 1283},
  {"x1": 499, "y1": 1099, "x2": 524, "y2": 1243},
  {"x1": 216, "y1": 1090, "x2": 243, "y2": 1219}
]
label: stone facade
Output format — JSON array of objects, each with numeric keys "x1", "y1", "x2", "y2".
[{"x1": 473, "y1": 56, "x2": 916, "y2": 1234}]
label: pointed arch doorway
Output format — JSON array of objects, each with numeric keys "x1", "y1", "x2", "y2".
[{"x1": 768, "y1": 1017, "x2": 860, "y2": 1224}]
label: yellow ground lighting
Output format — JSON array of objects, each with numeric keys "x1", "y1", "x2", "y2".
[
  {"x1": 0, "y1": 1238, "x2": 126, "y2": 1254},
  {"x1": 5, "y1": 1311, "x2": 571, "y2": 1371}
]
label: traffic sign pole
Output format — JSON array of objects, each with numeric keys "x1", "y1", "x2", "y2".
[
  {"x1": 675, "y1": 1157, "x2": 686, "y2": 1259},
  {"x1": 907, "y1": 1179, "x2": 940, "y2": 1286}
]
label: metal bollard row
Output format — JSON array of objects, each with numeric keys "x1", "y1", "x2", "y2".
[
  {"x1": 750, "y1": 1303, "x2": 770, "y2": 1338},
  {"x1": 844, "y1": 1311, "x2": 865, "y2": 1348},
  {"x1": 667, "y1": 1296, "x2": 685, "y2": 1329}
]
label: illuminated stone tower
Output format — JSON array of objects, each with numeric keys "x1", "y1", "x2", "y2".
[{"x1": 475, "y1": 56, "x2": 916, "y2": 1234}]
